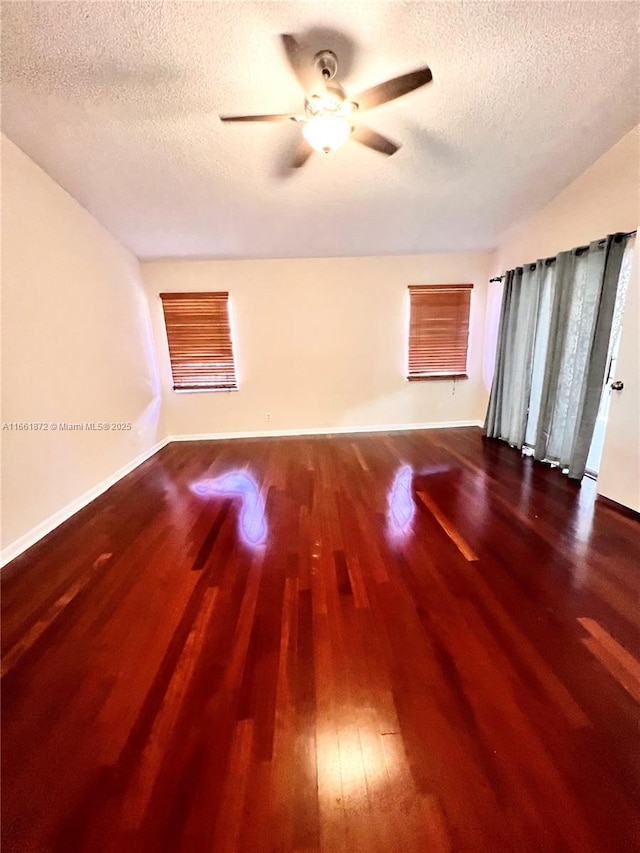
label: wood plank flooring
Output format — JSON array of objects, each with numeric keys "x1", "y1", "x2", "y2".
[{"x1": 2, "y1": 427, "x2": 640, "y2": 852}]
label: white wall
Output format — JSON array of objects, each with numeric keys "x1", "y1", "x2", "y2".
[
  {"x1": 489, "y1": 124, "x2": 639, "y2": 510},
  {"x1": 1, "y1": 136, "x2": 166, "y2": 561},
  {"x1": 143, "y1": 253, "x2": 492, "y2": 438}
]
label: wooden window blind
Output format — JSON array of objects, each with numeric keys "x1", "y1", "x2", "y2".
[
  {"x1": 407, "y1": 284, "x2": 473, "y2": 380},
  {"x1": 159, "y1": 292, "x2": 237, "y2": 391}
]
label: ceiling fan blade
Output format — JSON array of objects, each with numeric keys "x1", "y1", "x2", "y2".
[
  {"x1": 290, "y1": 138, "x2": 314, "y2": 169},
  {"x1": 350, "y1": 66, "x2": 433, "y2": 111},
  {"x1": 280, "y1": 34, "x2": 324, "y2": 94},
  {"x1": 351, "y1": 125, "x2": 401, "y2": 156},
  {"x1": 220, "y1": 113, "x2": 299, "y2": 122}
]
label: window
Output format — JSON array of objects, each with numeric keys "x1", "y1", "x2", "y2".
[
  {"x1": 407, "y1": 284, "x2": 473, "y2": 380},
  {"x1": 159, "y1": 292, "x2": 237, "y2": 391}
]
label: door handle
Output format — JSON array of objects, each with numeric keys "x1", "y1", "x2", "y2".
[{"x1": 610, "y1": 380, "x2": 624, "y2": 391}]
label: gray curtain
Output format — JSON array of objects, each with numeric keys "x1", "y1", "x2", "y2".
[
  {"x1": 485, "y1": 233, "x2": 628, "y2": 480},
  {"x1": 484, "y1": 262, "x2": 545, "y2": 445},
  {"x1": 534, "y1": 235, "x2": 627, "y2": 478},
  {"x1": 484, "y1": 269, "x2": 516, "y2": 440}
]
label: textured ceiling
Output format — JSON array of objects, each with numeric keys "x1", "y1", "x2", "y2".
[{"x1": 2, "y1": 1, "x2": 639, "y2": 259}]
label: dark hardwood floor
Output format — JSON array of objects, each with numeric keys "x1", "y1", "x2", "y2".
[{"x1": 2, "y1": 427, "x2": 640, "y2": 852}]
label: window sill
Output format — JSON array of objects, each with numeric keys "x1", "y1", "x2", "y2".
[
  {"x1": 172, "y1": 386, "x2": 239, "y2": 394},
  {"x1": 407, "y1": 374, "x2": 469, "y2": 381}
]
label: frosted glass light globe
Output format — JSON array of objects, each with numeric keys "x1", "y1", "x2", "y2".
[{"x1": 302, "y1": 116, "x2": 351, "y2": 153}]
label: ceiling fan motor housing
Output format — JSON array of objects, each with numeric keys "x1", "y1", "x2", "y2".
[{"x1": 314, "y1": 49, "x2": 338, "y2": 80}]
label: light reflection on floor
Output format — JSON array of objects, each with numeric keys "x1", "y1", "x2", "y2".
[
  {"x1": 191, "y1": 471, "x2": 268, "y2": 547},
  {"x1": 315, "y1": 721, "x2": 391, "y2": 802},
  {"x1": 569, "y1": 479, "x2": 597, "y2": 586},
  {"x1": 387, "y1": 465, "x2": 416, "y2": 538}
]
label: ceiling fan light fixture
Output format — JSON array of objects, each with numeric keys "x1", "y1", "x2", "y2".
[{"x1": 302, "y1": 115, "x2": 351, "y2": 153}]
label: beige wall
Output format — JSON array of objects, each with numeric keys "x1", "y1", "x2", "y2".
[
  {"x1": 490, "y1": 124, "x2": 639, "y2": 510},
  {"x1": 492, "y1": 126, "x2": 639, "y2": 273},
  {"x1": 143, "y1": 254, "x2": 492, "y2": 438},
  {"x1": 1, "y1": 136, "x2": 165, "y2": 560}
]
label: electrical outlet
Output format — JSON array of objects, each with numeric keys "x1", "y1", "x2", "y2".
[{"x1": 265, "y1": 412, "x2": 272, "y2": 421}]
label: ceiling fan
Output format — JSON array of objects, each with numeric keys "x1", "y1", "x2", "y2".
[{"x1": 220, "y1": 35, "x2": 433, "y2": 168}]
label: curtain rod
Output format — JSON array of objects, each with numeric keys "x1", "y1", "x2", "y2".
[{"x1": 488, "y1": 229, "x2": 637, "y2": 282}]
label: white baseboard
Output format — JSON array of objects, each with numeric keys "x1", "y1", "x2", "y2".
[
  {"x1": 170, "y1": 419, "x2": 483, "y2": 442},
  {"x1": 1, "y1": 436, "x2": 171, "y2": 568},
  {"x1": 1, "y1": 420, "x2": 484, "y2": 568}
]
